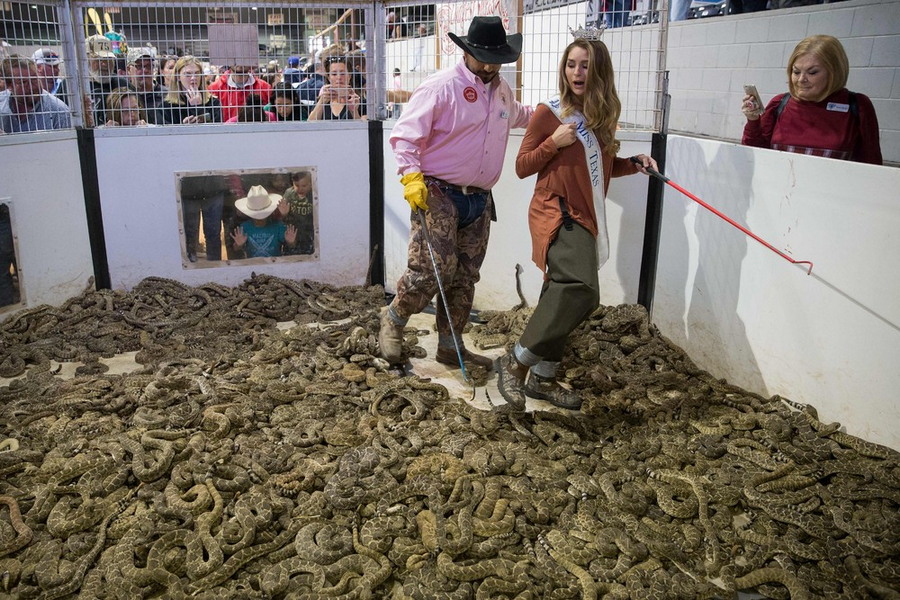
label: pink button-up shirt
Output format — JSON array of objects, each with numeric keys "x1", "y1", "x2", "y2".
[{"x1": 390, "y1": 61, "x2": 533, "y2": 190}]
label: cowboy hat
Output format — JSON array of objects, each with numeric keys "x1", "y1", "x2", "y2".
[
  {"x1": 234, "y1": 185, "x2": 283, "y2": 220},
  {"x1": 448, "y1": 16, "x2": 522, "y2": 65}
]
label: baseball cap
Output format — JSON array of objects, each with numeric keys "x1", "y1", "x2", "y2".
[
  {"x1": 86, "y1": 34, "x2": 115, "y2": 58},
  {"x1": 127, "y1": 47, "x2": 156, "y2": 65},
  {"x1": 32, "y1": 48, "x2": 61, "y2": 66},
  {"x1": 287, "y1": 56, "x2": 300, "y2": 67}
]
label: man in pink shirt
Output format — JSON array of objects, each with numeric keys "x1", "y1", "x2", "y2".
[{"x1": 380, "y1": 16, "x2": 533, "y2": 368}]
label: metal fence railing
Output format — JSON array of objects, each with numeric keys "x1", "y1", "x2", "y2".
[{"x1": 1, "y1": 0, "x2": 669, "y2": 134}]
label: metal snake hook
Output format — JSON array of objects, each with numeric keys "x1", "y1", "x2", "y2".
[
  {"x1": 416, "y1": 209, "x2": 476, "y2": 400},
  {"x1": 632, "y1": 157, "x2": 814, "y2": 274}
]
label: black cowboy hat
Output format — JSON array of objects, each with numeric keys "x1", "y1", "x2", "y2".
[{"x1": 448, "y1": 16, "x2": 522, "y2": 65}]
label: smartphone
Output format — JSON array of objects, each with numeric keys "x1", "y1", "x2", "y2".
[
  {"x1": 743, "y1": 84, "x2": 764, "y2": 116},
  {"x1": 197, "y1": 112, "x2": 211, "y2": 123}
]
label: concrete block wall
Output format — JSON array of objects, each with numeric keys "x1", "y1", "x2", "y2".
[{"x1": 663, "y1": 0, "x2": 900, "y2": 164}]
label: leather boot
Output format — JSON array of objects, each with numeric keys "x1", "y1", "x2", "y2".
[
  {"x1": 378, "y1": 307, "x2": 404, "y2": 363},
  {"x1": 524, "y1": 374, "x2": 582, "y2": 410},
  {"x1": 494, "y1": 353, "x2": 527, "y2": 410},
  {"x1": 435, "y1": 346, "x2": 494, "y2": 369}
]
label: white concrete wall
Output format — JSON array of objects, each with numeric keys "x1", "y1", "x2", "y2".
[
  {"x1": 93, "y1": 123, "x2": 372, "y2": 290},
  {"x1": 383, "y1": 126, "x2": 654, "y2": 309},
  {"x1": 0, "y1": 132, "x2": 95, "y2": 313},
  {"x1": 665, "y1": 0, "x2": 900, "y2": 164},
  {"x1": 655, "y1": 135, "x2": 900, "y2": 448}
]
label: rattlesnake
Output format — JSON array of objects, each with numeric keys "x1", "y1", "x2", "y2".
[{"x1": 0, "y1": 276, "x2": 897, "y2": 599}]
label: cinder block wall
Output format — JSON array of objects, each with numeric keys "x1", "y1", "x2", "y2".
[{"x1": 663, "y1": 0, "x2": 900, "y2": 164}]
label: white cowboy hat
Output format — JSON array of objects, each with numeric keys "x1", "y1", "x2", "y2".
[{"x1": 234, "y1": 185, "x2": 282, "y2": 219}]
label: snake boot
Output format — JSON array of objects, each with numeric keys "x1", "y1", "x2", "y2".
[
  {"x1": 494, "y1": 353, "x2": 527, "y2": 411},
  {"x1": 524, "y1": 374, "x2": 582, "y2": 410}
]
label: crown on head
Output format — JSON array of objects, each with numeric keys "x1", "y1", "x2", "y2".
[{"x1": 569, "y1": 24, "x2": 606, "y2": 41}]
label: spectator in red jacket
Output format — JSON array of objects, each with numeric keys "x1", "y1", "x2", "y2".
[{"x1": 208, "y1": 64, "x2": 272, "y2": 122}]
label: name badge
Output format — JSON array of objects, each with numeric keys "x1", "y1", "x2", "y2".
[
  {"x1": 500, "y1": 110, "x2": 509, "y2": 119},
  {"x1": 826, "y1": 102, "x2": 849, "y2": 113}
]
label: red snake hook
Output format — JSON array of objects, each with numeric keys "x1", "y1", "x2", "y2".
[{"x1": 632, "y1": 157, "x2": 814, "y2": 275}]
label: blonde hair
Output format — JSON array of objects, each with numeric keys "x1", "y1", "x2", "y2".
[
  {"x1": 787, "y1": 35, "x2": 849, "y2": 101},
  {"x1": 106, "y1": 86, "x2": 146, "y2": 125},
  {"x1": 165, "y1": 55, "x2": 210, "y2": 104},
  {"x1": 558, "y1": 39, "x2": 621, "y2": 155}
]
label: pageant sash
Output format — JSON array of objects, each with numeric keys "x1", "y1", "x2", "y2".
[{"x1": 542, "y1": 98, "x2": 609, "y2": 268}]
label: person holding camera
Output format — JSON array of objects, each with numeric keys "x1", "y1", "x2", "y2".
[
  {"x1": 307, "y1": 54, "x2": 364, "y2": 120},
  {"x1": 161, "y1": 55, "x2": 222, "y2": 125}
]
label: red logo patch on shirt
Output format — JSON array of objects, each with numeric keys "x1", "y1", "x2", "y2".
[{"x1": 463, "y1": 87, "x2": 478, "y2": 103}]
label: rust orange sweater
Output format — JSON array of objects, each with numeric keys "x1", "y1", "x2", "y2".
[{"x1": 515, "y1": 103, "x2": 639, "y2": 271}]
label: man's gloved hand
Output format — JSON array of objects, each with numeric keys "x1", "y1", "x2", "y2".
[{"x1": 400, "y1": 172, "x2": 428, "y2": 211}]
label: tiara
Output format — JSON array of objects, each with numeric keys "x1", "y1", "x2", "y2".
[{"x1": 569, "y1": 24, "x2": 606, "y2": 41}]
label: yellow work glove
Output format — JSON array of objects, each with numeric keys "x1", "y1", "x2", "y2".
[{"x1": 400, "y1": 172, "x2": 429, "y2": 212}]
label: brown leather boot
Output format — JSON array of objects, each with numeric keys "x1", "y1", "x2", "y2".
[
  {"x1": 494, "y1": 353, "x2": 527, "y2": 410},
  {"x1": 378, "y1": 307, "x2": 404, "y2": 363},
  {"x1": 524, "y1": 374, "x2": 582, "y2": 410},
  {"x1": 435, "y1": 346, "x2": 494, "y2": 369}
]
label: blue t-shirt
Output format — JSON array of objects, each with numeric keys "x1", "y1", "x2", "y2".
[{"x1": 239, "y1": 220, "x2": 287, "y2": 258}]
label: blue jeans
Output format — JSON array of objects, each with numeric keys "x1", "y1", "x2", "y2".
[
  {"x1": 183, "y1": 193, "x2": 224, "y2": 260},
  {"x1": 446, "y1": 189, "x2": 488, "y2": 229}
]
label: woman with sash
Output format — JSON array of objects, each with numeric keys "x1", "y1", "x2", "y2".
[{"x1": 494, "y1": 30, "x2": 657, "y2": 411}]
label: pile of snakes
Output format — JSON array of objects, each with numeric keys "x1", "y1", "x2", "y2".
[{"x1": 0, "y1": 275, "x2": 897, "y2": 599}]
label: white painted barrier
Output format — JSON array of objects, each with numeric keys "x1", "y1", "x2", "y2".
[
  {"x1": 0, "y1": 131, "x2": 94, "y2": 311},
  {"x1": 655, "y1": 135, "x2": 900, "y2": 448}
]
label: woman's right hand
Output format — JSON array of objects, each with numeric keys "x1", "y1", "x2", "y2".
[
  {"x1": 741, "y1": 94, "x2": 761, "y2": 121},
  {"x1": 551, "y1": 123, "x2": 578, "y2": 150},
  {"x1": 185, "y1": 87, "x2": 202, "y2": 106},
  {"x1": 317, "y1": 85, "x2": 334, "y2": 103}
]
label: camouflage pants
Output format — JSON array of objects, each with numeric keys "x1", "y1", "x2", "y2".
[{"x1": 390, "y1": 180, "x2": 493, "y2": 345}]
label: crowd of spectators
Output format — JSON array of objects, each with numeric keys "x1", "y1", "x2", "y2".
[{"x1": 0, "y1": 32, "x2": 374, "y2": 134}]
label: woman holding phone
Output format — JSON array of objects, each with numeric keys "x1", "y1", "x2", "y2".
[
  {"x1": 307, "y1": 54, "x2": 364, "y2": 121},
  {"x1": 161, "y1": 55, "x2": 223, "y2": 125},
  {"x1": 740, "y1": 35, "x2": 882, "y2": 165}
]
